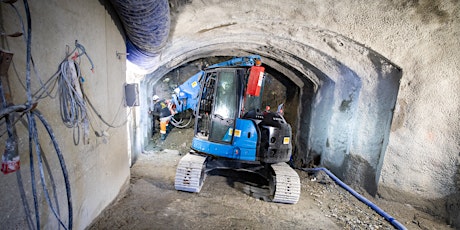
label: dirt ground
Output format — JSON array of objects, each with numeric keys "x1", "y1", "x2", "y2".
[{"x1": 88, "y1": 127, "x2": 454, "y2": 230}]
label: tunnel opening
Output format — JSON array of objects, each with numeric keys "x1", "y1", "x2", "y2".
[
  {"x1": 129, "y1": 29, "x2": 401, "y2": 196},
  {"x1": 140, "y1": 56, "x2": 305, "y2": 165}
]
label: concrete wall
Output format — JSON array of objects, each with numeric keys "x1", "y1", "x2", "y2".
[
  {"x1": 149, "y1": 0, "x2": 460, "y2": 191},
  {"x1": 0, "y1": 0, "x2": 129, "y2": 229}
]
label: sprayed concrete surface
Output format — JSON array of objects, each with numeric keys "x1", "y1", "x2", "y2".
[
  {"x1": 1, "y1": 1, "x2": 129, "y2": 229},
  {"x1": 131, "y1": 0, "x2": 460, "y2": 226}
]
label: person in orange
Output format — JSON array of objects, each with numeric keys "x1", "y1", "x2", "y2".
[{"x1": 151, "y1": 95, "x2": 175, "y2": 140}]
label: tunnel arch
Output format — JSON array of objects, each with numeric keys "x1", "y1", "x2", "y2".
[{"x1": 134, "y1": 24, "x2": 401, "y2": 195}]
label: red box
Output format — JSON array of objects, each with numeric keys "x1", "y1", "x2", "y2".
[{"x1": 246, "y1": 66, "x2": 265, "y2": 96}]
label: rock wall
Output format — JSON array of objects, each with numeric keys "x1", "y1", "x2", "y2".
[{"x1": 162, "y1": 0, "x2": 459, "y2": 224}]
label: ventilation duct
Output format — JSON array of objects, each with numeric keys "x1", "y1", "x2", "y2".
[{"x1": 109, "y1": 0, "x2": 170, "y2": 74}]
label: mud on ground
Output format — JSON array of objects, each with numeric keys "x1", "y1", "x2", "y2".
[{"x1": 88, "y1": 128, "x2": 453, "y2": 230}]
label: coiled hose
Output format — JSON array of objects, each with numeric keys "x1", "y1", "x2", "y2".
[{"x1": 109, "y1": 0, "x2": 170, "y2": 73}]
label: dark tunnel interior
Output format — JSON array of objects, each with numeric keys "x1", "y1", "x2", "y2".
[{"x1": 143, "y1": 56, "x2": 310, "y2": 167}]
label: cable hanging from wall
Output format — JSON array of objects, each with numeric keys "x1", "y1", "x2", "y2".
[
  {"x1": 57, "y1": 40, "x2": 135, "y2": 144},
  {"x1": 58, "y1": 43, "x2": 91, "y2": 145},
  {"x1": 1, "y1": 0, "x2": 136, "y2": 228},
  {"x1": 0, "y1": 39, "x2": 134, "y2": 143},
  {"x1": 0, "y1": 0, "x2": 73, "y2": 229}
]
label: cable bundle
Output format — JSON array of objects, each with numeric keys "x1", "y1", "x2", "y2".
[
  {"x1": 0, "y1": 1, "x2": 73, "y2": 229},
  {"x1": 58, "y1": 59, "x2": 89, "y2": 145}
]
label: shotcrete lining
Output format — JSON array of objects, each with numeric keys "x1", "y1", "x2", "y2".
[{"x1": 138, "y1": 26, "x2": 400, "y2": 196}]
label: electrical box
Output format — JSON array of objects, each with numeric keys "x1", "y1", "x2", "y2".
[
  {"x1": 246, "y1": 66, "x2": 265, "y2": 96},
  {"x1": 124, "y1": 83, "x2": 139, "y2": 107}
]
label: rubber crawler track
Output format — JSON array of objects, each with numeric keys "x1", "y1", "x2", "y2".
[
  {"x1": 174, "y1": 153, "x2": 208, "y2": 193},
  {"x1": 271, "y1": 162, "x2": 301, "y2": 204}
]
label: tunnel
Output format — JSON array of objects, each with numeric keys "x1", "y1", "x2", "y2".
[
  {"x1": 8, "y1": 0, "x2": 460, "y2": 229},
  {"x1": 107, "y1": 1, "x2": 401, "y2": 195},
  {"x1": 131, "y1": 29, "x2": 401, "y2": 196}
]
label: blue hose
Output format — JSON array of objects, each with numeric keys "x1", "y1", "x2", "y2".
[
  {"x1": 303, "y1": 167, "x2": 407, "y2": 230},
  {"x1": 109, "y1": 0, "x2": 170, "y2": 72}
]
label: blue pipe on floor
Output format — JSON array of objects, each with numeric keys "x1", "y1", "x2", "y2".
[
  {"x1": 302, "y1": 167, "x2": 407, "y2": 230},
  {"x1": 109, "y1": 0, "x2": 170, "y2": 73}
]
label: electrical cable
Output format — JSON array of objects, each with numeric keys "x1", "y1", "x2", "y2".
[
  {"x1": 83, "y1": 94, "x2": 130, "y2": 129},
  {"x1": 31, "y1": 39, "x2": 95, "y2": 101},
  {"x1": 21, "y1": 1, "x2": 41, "y2": 228},
  {"x1": 34, "y1": 110, "x2": 73, "y2": 230},
  {"x1": 58, "y1": 60, "x2": 84, "y2": 128},
  {"x1": 79, "y1": 72, "x2": 132, "y2": 136},
  {"x1": 106, "y1": 89, "x2": 129, "y2": 130},
  {"x1": 2, "y1": 0, "x2": 127, "y2": 228},
  {"x1": 27, "y1": 118, "x2": 39, "y2": 230},
  {"x1": 18, "y1": 115, "x2": 62, "y2": 230},
  {"x1": 58, "y1": 59, "x2": 89, "y2": 145},
  {"x1": 16, "y1": 170, "x2": 35, "y2": 230},
  {"x1": 1, "y1": 3, "x2": 61, "y2": 102},
  {"x1": 8, "y1": 3, "x2": 57, "y2": 100},
  {"x1": 30, "y1": 112, "x2": 68, "y2": 229},
  {"x1": 0, "y1": 0, "x2": 74, "y2": 229},
  {"x1": 40, "y1": 150, "x2": 62, "y2": 230},
  {"x1": 74, "y1": 41, "x2": 95, "y2": 73}
]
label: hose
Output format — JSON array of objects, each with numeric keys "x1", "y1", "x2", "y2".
[
  {"x1": 301, "y1": 167, "x2": 407, "y2": 230},
  {"x1": 16, "y1": 170, "x2": 35, "y2": 230},
  {"x1": 1, "y1": 1, "x2": 74, "y2": 229},
  {"x1": 27, "y1": 116, "x2": 39, "y2": 230},
  {"x1": 34, "y1": 110, "x2": 73, "y2": 230},
  {"x1": 109, "y1": 0, "x2": 170, "y2": 73},
  {"x1": 170, "y1": 114, "x2": 193, "y2": 129},
  {"x1": 30, "y1": 112, "x2": 68, "y2": 229}
]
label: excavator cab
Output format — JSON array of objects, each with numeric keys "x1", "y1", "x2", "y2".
[
  {"x1": 195, "y1": 68, "x2": 242, "y2": 143},
  {"x1": 192, "y1": 66, "x2": 271, "y2": 162}
]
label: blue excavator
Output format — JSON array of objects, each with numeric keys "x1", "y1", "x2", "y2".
[{"x1": 170, "y1": 55, "x2": 300, "y2": 204}]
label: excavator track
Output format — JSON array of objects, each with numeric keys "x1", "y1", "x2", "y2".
[
  {"x1": 270, "y1": 162, "x2": 301, "y2": 204},
  {"x1": 174, "y1": 152, "x2": 208, "y2": 193}
]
